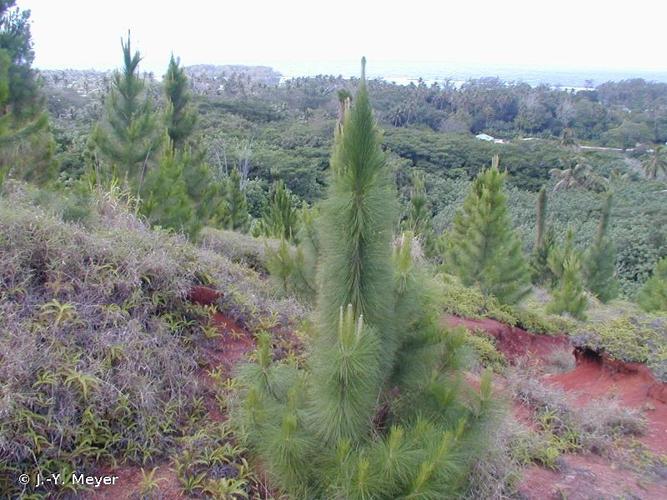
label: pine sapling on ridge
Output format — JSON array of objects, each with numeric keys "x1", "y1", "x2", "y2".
[
  {"x1": 233, "y1": 58, "x2": 496, "y2": 499},
  {"x1": 446, "y1": 155, "x2": 531, "y2": 304},
  {"x1": 584, "y1": 192, "x2": 619, "y2": 302},
  {"x1": 548, "y1": 254, "x2": 588, "y2": 320},
  {"x1": 638, "y1": 257, "x2": 667, "y2": 313},
  {"x1": 92, "y1": 32, "x2": 161, "y2": 187},
  {"x1": 531, "y1": 186, "x2": 557, "y2": 285}
]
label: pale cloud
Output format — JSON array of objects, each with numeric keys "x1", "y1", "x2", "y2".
[{"x1": 17, "y1": 0, "x2": 667, "y2": 74}]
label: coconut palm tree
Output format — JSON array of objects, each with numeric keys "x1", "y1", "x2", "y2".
[
  {"x1": 559, "y1": 127, "x2": 577, "y2": 147},
  {"x1": 642, "y1": 146, "x2": 667, "y2": 179},
  {"x1": 550, "y1": 157, "x2": 607, "y2": 192}
]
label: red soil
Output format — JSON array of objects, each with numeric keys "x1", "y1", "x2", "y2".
[
  {"x1": 519, "y1": 353, "x2": 667, "y2": 498},
  {"x1": 545, "y1": 352, "x2": 667, "y2": 455},
  {"x1": 93, "y1": 465, "x2": 182, "y2": 500},
  {"x1": 449, "y1": 314, "x2": 667, "y2": 499},
  {"x1": 204, "y1": 312, "x2": 255, "y2": 374},
  {"x1": 519, "y1": 454, "x2": 667, "y2": 499},
  {"x1": 444, "y1": 315, "x2": 571, "y2": 364},
  {"x1": 187, "y1": 285, "x2": 222, "y2": 306}
]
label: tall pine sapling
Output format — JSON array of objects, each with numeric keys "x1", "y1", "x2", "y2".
[
  {"x1": 0, "y1": 2, "x2": 51, "y2": 186},
  {"x1": 222, "y1": 168, "x2": 249, "y2": 231},
  {"x1": 403, "y1": 170, "x2": 438, "y2": 258},
  {"x1": 234, "y1": 59, "x2": 496, "y2": 499},
  {"x1": 548, "y1": 227, "x2": 580, "y2": 288},
  {"x1": 164, "y1": 54, "x2": 196, "y2": 150},
  {"x1": 92, "y1": 32, "x2": 160, "y2": 187},
  {"x1": 257, "y1": 180, "x2": 301, "y2": 242},
  {"x1": 530, "y1": 186, "x2": 556, "y2": 285},
  {"x1": 140, "y1": 140, "x2": 196, "y2": 235},
  {"x1": 584, "y1": 193, "x2": 619, "y2": 302},
  {"x1": 446, "y1": 155, "x2": 531, "y2": 304}
]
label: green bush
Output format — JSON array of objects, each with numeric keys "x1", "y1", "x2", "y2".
[
  {"x1": 466, "y1": 330, "x2": 507, "y2": 372},
  {"x1": 572, "y1": 316, "x2": 667, "y2": 380},
  {"x1": 199, "y1": 226, "x2": 280, "y2": 274}
]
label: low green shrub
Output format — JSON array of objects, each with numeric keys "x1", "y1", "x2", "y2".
[
  {"x1": 199, "y1": 226, "x2": 281, "y2": 275},
  {"x1": 572, "y1": 315, "x2": 667, "y2": 380},
  {"x1": 466, "y1": 330, "x2": 507, "y2": 372},
  {"x1": 439, "y1": 273, "x2": 565, "y2": 334}
]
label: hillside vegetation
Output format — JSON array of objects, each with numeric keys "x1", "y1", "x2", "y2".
[{"x1": 1, "y1": 1, "x2": 666, "y2": 497}]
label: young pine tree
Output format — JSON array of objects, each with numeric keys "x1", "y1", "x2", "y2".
[
  {"x1": 163, "y1": 54, "x2": 196, "y2": 150},
  {"x1": 547, "y1": 255, "x2": 588, "y2": 320},
  {"x1": 183, "y1": 154, "x2": 227, "y2": 228},
  {"x1": 235, "y1": 59, "x2": 495, "y2": 499},
  {"x1": 584, "y1": 193, "x2": 619, "y2": 302},
  {"x1": 257, "y1": 180, "x2": 301, "y2": 242},
  {"x1": 530, "y1": 186, "x2": 557, "y2": 284},
  {"x1": 139, "y1": 141, "x2": 195, "y2": 235},
  {"x1": 637, "y1": 257, "x2": 667, "y2": 313},
  {"x1": 446, "y1": 155, "x2": 531, "y2": 304},
  {"x1": 0, "y1": 2, "x2": 52, "y2": 186},
  {"x1": 221, "y1": 168, "x2": 249, "y2": 231},
  {"x1": 162, "y1": 57, "x2": 227, "y2": 228},
  {"x1": 548, "y1": 227, "x2": 580, "y2": 288},
  {"x1": 403, "y1": 169, "x2": 439, "y2": 258},
  {"x1": 93, "y1": 32, "x2": 160, "y2": 187},
  {"x1": 264, "y1": 204, "x2": 319, "y2": 301}
]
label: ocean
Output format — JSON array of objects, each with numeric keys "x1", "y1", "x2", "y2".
[{"x1": 270, "y1": 60, "x2": 667, "y2": 88}]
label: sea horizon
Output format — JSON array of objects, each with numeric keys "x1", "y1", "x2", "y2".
[{"x1": 38, "y1": 60, "x2": 667, "y2": 89}]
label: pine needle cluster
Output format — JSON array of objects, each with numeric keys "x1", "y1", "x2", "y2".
[{"x1": 547, "y1": 256, "x2": 588, "y2": 319}]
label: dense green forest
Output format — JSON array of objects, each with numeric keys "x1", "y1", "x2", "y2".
[
  {"x1": 1, "y1": 1, "x2": 667, "y2": 498},
  {"x1": 36, "y1": 43, "x2": 667, "y2": 297}
]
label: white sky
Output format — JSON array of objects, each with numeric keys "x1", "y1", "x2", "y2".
[{"x1": 16, "y1": 0, "x2": 667, "y2": 74}]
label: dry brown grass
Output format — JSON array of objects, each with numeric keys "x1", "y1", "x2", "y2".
[{"x1": 0, "y1": 185, "x2": 303, "y2": 496}]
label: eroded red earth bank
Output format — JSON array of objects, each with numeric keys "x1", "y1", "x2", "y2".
[
  {"x1": 94, "y1": 304, "x2": 666, "y2": 499},
  {"x1": 445, "y1": 314, "x2": 667, "y2": 499}
]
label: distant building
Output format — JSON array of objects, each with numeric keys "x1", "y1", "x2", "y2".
[
  {"x1": 475, "y1": 133, "x2": 505, "y2": 144},
  {"x1": 475, "y1": 133, "x2": 495, "y2": 141}
]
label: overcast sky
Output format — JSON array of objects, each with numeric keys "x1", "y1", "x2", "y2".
[{"x1": 17, "y1": 0, "x2": 667, "y2": 74}]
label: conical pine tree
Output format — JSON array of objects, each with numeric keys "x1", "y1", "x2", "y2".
[
  {"x1": 446, "y1": 156, "x2": 531, "y2": 304},
  {"x1": 403, "y1": 170, "x2": 439, "y2": 258},
  {"x1": 318, "y1": 56, "x2": 398, "y2": 334},
  {"x1": 164, "y1": 54, "x2": 196, "y2": 150},
  {"x1": 234, "y1": 59, "x2": 496, "y2": 500},
  {"x1": 584, "y1": 193, "x2": 619, "y2": 302},
  {"x1": 0, "y1": 4, "x2": 51, "y2": 187},
  {"x1": 548, "y1": 227, "x2": 580, "y2": 288},
  {"x1": 638, "y1": 257, "x2": 667, "y2": 313},
  {"x1": 547, "y1": 255, "x2": 587, "y2": 319},
  {"x1": 221, "y1": 168, "x2": 249, "y2": 231},
  {"x1": 257, "y1": 180, "x2": 301, "y2": 242},
  {"x1": 531, "y1": 187, "x2": 558, "y2": 285},
  {"x1": 92, "y1": 32, "x2": 160, "y2": 186}
]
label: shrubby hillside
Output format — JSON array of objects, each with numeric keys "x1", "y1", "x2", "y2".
[
  {"x1": 0, "y1": 182, "x2": 302, "y2": 496},
  {"x1": 1, "y1": 2, "x2": 667, "y2": 497}
]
